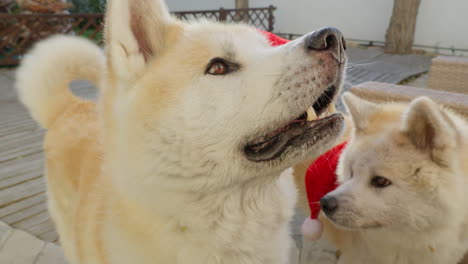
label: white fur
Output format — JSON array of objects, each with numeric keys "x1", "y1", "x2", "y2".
[
  {"x1": 16, "y1": 35, "x2": 105, "y2": 128},
  {"x1": 15, "y1": 0, "x2": 346, "y2": 263}
]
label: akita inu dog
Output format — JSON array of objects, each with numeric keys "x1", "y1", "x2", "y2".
[
  {"x1": 321, "y1": 93, "x2": 468, "y2": 264},
  {"x1": 15, "y1": 0, "x2": 347, "y2": 263}
]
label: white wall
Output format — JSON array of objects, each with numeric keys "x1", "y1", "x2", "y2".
[
  {"x1": 167, "y1": 0, "x2": 468, "y2": 50},
  {"x1": 251, "y1": 0, "x2": 394, "y2": 42},
  {"x1": 166, "y1": 0, "x2": 232, "y2": 11},
  {"x1": 415, "y1": 0, "x2": 468, "y2": 49}
]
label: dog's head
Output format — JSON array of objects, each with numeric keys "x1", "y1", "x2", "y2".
[
  {"x1": 321, "y1": 93, "x2": 465, "y2": 232},
  {"x1": 102, "y1": 0, "x2": 347, "y2": 194}
]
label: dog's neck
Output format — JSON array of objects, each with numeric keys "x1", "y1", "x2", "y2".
[
  {"x1": 104, "y1": 167, "x2": 296, "y2": 249},
  {"x1": 105, "y1": 150, "x2": 295, "y2": 218},
  {"x1": 342, "y1": 227, "x2": 467, "y2": 264}
]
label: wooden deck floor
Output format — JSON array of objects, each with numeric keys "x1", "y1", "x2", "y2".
[
  {"x1": 0, "y1": 70, "x2": 97, "y2": 243},
  {"x1": 0, "y1": 69, "x2": 55, "y2": 243}
]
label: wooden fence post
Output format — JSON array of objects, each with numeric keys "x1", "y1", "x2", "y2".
[
  {"x1": 219, "y1": 8, "x2": 227, "y2": 22},
  {"x1": 268, "y1": 5, "x2": 276, "y2": 32}
]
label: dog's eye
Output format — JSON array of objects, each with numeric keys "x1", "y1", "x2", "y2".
[
  {"x1": 370, "y1": 176, "x2": 392, "y2": 188},
  {"x1": 206, "y1": 60, "x2": 229, "y2": 75}
]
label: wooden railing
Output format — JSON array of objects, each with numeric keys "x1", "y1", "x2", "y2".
[
  {"x1": 0, "y1": 6, "x2": 276, "y2": 66},
  {"x1": 174, "y1": 6, "x2": 276, "y2": 31}
]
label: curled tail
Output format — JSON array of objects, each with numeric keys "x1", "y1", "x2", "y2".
[{"x1": 16, "y1": 35, "x2": 105, "y2": 129}]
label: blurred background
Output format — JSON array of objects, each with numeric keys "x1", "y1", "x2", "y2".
[{"x1": 168, "y1": 0, "x2": 468, "y2": 56}]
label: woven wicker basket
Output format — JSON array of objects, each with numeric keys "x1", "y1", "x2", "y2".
[{"x1": 428, "y1": 56, "x2": 468, "y2": 94}]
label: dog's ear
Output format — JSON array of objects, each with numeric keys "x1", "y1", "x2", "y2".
[
  {"x1": 104, "y1": 0, "x2": 177, "y2": 84},
  {"x1": 342, "y1": 92, "x2": 379, "y2": 132},
  {"x1": 401, "y1": 97, "x2": 458, "y2": 164}
]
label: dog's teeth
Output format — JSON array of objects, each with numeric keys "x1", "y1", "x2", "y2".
[
  {"x1": 328, "y1": 104, "x2": 336, "y2": 113},
  {"x1": 306, "y1": 106, "x2": 317, "y2": 121}
]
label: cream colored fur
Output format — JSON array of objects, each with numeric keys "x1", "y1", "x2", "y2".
[
  {"x1": 321, "y1": 93, "x2": 468, "y2": 264},
  {"x1": 16, "y1": 36, "x2": 105, "y2": 128},
  {"x1": 15, "y1": 0, "x2": 347, "y2": 263}
]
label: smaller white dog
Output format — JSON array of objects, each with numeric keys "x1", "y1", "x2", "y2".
[{"x1": 320, "y1": 92, "x2": 468, "y2": 264}]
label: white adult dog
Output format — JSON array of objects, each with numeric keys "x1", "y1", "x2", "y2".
[{"x1": 16, "y1": 0, "x2": 347, "y2": 263}]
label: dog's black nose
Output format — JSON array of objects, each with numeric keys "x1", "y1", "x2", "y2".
[
  {"x1": 306, "y1": 27, "x2": 346, "y2": 55},
  {"x1": 320, "y1": 196, "x2": 338, "y2": 215}
]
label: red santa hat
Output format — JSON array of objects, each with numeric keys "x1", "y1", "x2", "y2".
[
  {"x1": 301, "y1": 141, "x2": 347, "y2": 240},
  {"x1": 261, "y1": 31, "x2": 290, "y2": 46}
]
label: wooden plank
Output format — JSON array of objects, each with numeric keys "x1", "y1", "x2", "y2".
[
  {"x1": 0, "y1": 124, "x2": 43, "y2": 138},
  {"x1": 0, "y1": 192, "x2": 46, "y2": 218},
  {"x1": 0, "y1": 114, "x2": 35, "y2": 127},
  {"x1": 0, "y1": 118, "x2": 36, "y2": 136},
  {"x1": 0, "y1": 177, "x2": 46, "y2": 208},
  {"x1": 12, "y1": 210, "x2": 50, "y2": 230},
  {"x1": 0, "y1": 141, "x2": 44, "y2": 163},
  {"x1": 0, "y1": 105, "x2": 29, "y2": 121},
  {"x1": 0, "y1": 115, "x2": 32, "y2": 127},
  {"x1": 0, "y1": 134, "x2": 44, "y2": 156},
  {"x1": 2, "y1": 201, "x2": 47, "y2": 225},
  {"x1": 0, "y1": 102, "x2": 25, "y2": 112},
  {"x1": 2, "y1": 118, "x2": 35, "y2": 130},
  {"x1": 0, "y1": 175, "x2": 43, "y2": 194},
  {"x1": 0, "y1": 113, "x2": 28, "y2": 122},
  {"x1": 0, "y1": 129, "x2": 44, "y2": 149},
  {"x1": 0, "y1": 123, "x2": 37, "y2": 137},
  {"x1": 27, "y1": 219, "x2": 56, "y2": 237},
  {"x1": 0, "y1": 152, "x2": 43, "y2": 180},
  {"x1": 0, "y1": 119, "x2": 39, "y2": 137},
  {"x1": 0, "y1": 159, "x2": 44, "y2": 190},
  {"x1": 0, "y1": 110, "x2": 32, "y2": 124}
]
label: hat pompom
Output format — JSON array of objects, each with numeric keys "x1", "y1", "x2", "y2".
[{"x1": 301, "y1": 217, "x2": 323, "y2": 240}]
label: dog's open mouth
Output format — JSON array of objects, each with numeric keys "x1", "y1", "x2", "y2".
[{"x1": 244, "y1": 85, "x2": 343, "y2": 162}]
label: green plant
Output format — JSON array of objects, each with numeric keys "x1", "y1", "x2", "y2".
[
  {"x1": 71, "y1": 0, "x2": 105, "y2": 13},
  {"x1": 75, "y1": 28, "x2": 103, "y2": 43}
]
